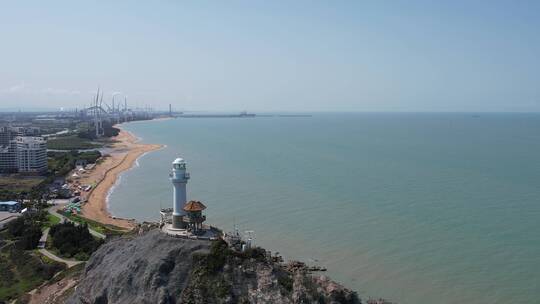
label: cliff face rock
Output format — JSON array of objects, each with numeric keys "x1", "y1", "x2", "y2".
[
  {"x1": 68, "y1": 230, "x2": 360, "y2": 304},
  {"x1": 67, "y1": 230, "x2": 209, "y2": 304}
]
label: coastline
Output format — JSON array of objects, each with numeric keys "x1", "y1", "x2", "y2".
[{"x1": 80, "y1": 123, "x2": 163, "y2": 229}]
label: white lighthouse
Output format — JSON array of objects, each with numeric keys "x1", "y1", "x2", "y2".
[{"x1": 170, "y1": 157, "x2": 190, "y2": 229}]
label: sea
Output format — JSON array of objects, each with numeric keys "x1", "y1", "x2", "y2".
[{"x1": 108, "y1": 113, "x2": 540, "y2": 304}]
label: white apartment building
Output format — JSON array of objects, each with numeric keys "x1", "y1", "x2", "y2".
[
  {"x1": 14, "y1": 137, "x2": 47, "y2": 173},
  {"x1": 0, "y1": 126, "x2": 47, "y2": 174}
]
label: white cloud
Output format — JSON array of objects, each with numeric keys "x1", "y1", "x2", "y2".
[
  {"x1": 2, "y1": 82, "x2": 26, "y2": 93},
  {"x1": 43, "y1": 88, "x2": 81, "y2": 95}
]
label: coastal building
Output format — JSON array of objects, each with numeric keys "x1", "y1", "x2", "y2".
[
  {"x1": 182, "y1": 200, "x2": 207, "y2": 234},
  {"x1": 0, "y1": 141, "x2": 18, "y2": 172},
  {"x1": 0, "y1": 126, "x2": 41, "y2": 146},
  {"x1": 0, "y1": 135, "x2": 47, "y2": 174},
  {"x1": 0, "y1": 126, "x2": 11, "y2": 146},
  {"x1": 14, "y1": 137, "x2": 47, "y2": 173},
  {"x1": 0, "y1": 201, "x2": 22, "y2": 213},
  {"x1": 75, "y1": 159, "x2": 88, "y2": 168},
  {"x1": 0, "y1": 126, "x2": 21, "y2": 172}
]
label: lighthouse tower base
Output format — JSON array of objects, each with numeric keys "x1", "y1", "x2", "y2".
[{"x1": 172, "y1": 214, "x2": 185, "y2": 229}]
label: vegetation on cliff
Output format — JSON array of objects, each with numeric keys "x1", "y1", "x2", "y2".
[
  {"x1": 58, "y1": 211, "x2": 127, "y2": 236},
  {"x1": 5, "y1": 212, "x2": 47, "y2": 250},
  {"x1": 183, "y1": 239, "x2": 359, "y2": 304},
  {"x1": 0, "y1": 234, "x2": 64, "y2": 302},
  {"x1": 67, "y1": 230, "x2": 360, "y2": 304},
  {"x1": 48, "y1": 222, "x2": 103, "y2": 260}
]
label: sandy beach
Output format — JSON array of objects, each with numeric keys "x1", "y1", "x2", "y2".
[{"x1": 80, "y1": 125, "x2": 162, "y2": 230}]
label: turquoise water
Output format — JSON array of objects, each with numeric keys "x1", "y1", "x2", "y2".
[{"x1": 109, "y1": 113, "x2": 540, "y2": 304}]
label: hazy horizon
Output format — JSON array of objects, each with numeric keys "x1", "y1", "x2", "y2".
[{"x1": 1, "y1": 1, "x2": 539, "y2": 112}]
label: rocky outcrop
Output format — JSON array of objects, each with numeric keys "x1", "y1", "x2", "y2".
[{"x1": 68, "y1": 229, "x2": 360, "y2": 304}]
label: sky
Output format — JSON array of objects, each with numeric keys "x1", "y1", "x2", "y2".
[{"x1": 1, "y1": 1, "x2": 539, "y2": 112}]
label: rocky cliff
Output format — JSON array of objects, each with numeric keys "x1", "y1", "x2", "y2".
[{"x1": 67, "y1": 230, "x2": 360, "y2": 304}]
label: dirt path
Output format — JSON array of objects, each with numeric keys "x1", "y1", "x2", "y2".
[
  {"x1": 38, "y1": 245, "x2": 82, "y2": 268},
  {"x1": 28, "y1": 277, "x2": 79, "y2": 304}
]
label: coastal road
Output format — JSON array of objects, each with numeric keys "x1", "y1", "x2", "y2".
[
  {"x1": 48, "y1": 201, "x2": 106, "y2": 239},
  {"x1": 38, "y1": 228, "x2": 83, "y2": 268}
]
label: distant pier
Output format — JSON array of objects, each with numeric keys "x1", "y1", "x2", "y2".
[{"x1": 177, "y1": 112, "x2": 255, "y2": 118}]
